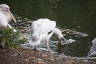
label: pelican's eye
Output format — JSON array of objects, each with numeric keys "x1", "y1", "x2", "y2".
[{"x1": 48, "y1": 31, "x2": 52, "y2": 34}]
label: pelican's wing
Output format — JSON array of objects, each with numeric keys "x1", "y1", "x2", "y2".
[
  {"x1": 31, "y1": 19, "x2": 56, "y2": 34},
  {"x1": 39, "y1": 20, "x2": 56, "y2": 34},
  {"x1": 31, "y1": 20, "x2": 41, "y2": 33}
]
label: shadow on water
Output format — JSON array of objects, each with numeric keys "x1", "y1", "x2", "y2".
[{"x1": 1, "y1": 0, "x2": 96, "y2": 57}]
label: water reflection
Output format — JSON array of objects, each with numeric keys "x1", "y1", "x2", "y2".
[{"x1": 0, "y1": 0, "x2": 96, "y2": 57}]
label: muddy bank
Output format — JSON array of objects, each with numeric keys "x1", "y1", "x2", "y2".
[{"x1": 0, "y1": 47, "x2": 96, "y2": 64}]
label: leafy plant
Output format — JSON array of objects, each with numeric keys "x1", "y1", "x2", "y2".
[{"x1": 0, "y1": 28, "x2": 27, "y2": 48}]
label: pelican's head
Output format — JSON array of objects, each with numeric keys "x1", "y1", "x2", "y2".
[
  {"x1": 0, "y1": 4, "x2": 16, "y2": 23},
  {"x1": 0, "y1": 4, "x2": 10, "y2": 10}
]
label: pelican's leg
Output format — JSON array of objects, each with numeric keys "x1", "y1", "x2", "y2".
[
  {"x1": 7, "y1": 24, "x2": 17, "y2": 32},
  {"x1": 57, "y1": 39, "x2": 62, "y2": 52}
]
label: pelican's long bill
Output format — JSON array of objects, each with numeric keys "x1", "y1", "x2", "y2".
[{"x1": 8, "y1": 10, "x2": 17, "y2": 23}]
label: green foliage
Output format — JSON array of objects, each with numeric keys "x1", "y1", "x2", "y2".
[{"x1": 0, "y1": 29, "x2": 27, "y2": 48}]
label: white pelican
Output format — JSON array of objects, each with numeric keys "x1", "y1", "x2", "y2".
[
  {"x1": 0, "y1": 4, "x2": 17, "y2": 32},
  {"x1": 88, "y1": 38, "x2": 96, "y2": 57},
  {"x1": 29, "y1": 18, "x2": 66, "y2": 52}
]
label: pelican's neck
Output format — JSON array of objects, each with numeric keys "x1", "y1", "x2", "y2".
[{"x1": 47, "y1": 31, "x2": 53, "y2": 39}]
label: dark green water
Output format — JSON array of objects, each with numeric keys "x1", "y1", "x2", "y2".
[{"x1": 1, "y1": 0, "x2": 96, "y2": 57}]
